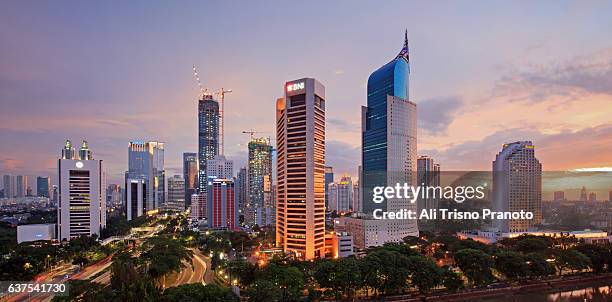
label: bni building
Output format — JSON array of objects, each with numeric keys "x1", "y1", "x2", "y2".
[
  {"x1": 276, "y1": 78, "x2": 326, "y2": 260},
  {"x1": 341, "y1": 32, "x2": 418, "y2": 248},
  {"x1": 58, "y1": 140, "x2": 106, "y2": 241}
]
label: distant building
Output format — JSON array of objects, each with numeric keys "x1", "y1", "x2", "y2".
[
  {"x1": 247, "y1": 138, "x2": 273, "y2": 226},
  {"x1": 126, "y1": 141, "x2": 165, "y2": 214},
  {"x1": 553, "y1": 191, "x2": 565, "y2": 201},
  {"x1": 17, "y1": 224, "x2": 56, "y2": 243},
  {"x1": 609, "y1": 191, "x2": 612, "y2": 202},
  {"x1": 589, "y1": 192, "x2": 597, "y2": 202},
  {"x1": 207, "y1": 179, "x2": 236, "y2": 229},
  {"x1": 183, "y1": 152, "x2": 198, "y2": 208},
  {"x1": 324, "y1": 166, "x2": 334, "y2": 208},
  {"x1": 3, "y1": 175, "x2": 15, "y2": 198},
  {"x1": 198, "y1": 94, "x2": 220, "y2": 195},
  {"x1": 15, "y1": 175, "x2": 27, "y2": 198},
  {"x1": 352, "y1": 181, "x2": 360, "y2": 213},
  {"x1": 58, "y1": 140, "x2": 106, "y2": 241},
  {"x1": 206, "y1": 155, "x2": 234, "y2": 180},
  {"x1": 417, "y1": 155, "x2": 441, "y2": 211},
  {"x1": 336, "y1": 216, "x2": 397, "y2": 250},
  {"x1": 325, "y1": 231, "x2": 354, "y2": 258},
  {"x1": 580, "y1": 186, "x2": 588, "y2": 202},
  {"x1": 328, "y1": 176, "x2": 353, "y2": 213},
  {"x1": 492, "y1": 141, "x2": 542, "y2": 233},
  {"x1": 166, "y1": 175, "x2": 185, "y2": 211},
  {"x1": 276, "y1": 78, "x2": 326, "y2": 260},
  {"x1": 190, "y1": 194, "x2": 207, "y2": 220},
  {"x1": 37, "y1": 177, "x2": 51, "y2": 198},
  {"x1": 106, "y1": 184, "x2": 122, "y2": 206},
  {"x1": 236, "y1": 167, "x2": 248, "y2": 224}
]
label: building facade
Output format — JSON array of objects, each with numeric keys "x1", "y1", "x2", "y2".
[
  {"x1": 417, "y1": 155, "x2": 441, "y2": 211},
  {"x1": 492, "y1": 141, "x2": 542, "y2": 233},
  {"x1": 183, "y1": 152, "x2": 198, "y2": 208},
  {"x1": 37, "y1": 176, "x2": 51, "y2": 198},
  {"x1": 126, "y1": 141, "x2": 165, "y2": 216},
  {"x1": 166, "y1": 174, "x2": 186, "y2": 211},
  {"x1": 198, "y1": 94, "x2": 220, "y2": 194},
  {"x1": 328, "y1": 176, "x2": 353, "y2": 213},
  {"x1": 276, "y1": 78, "x2": 326, "y2": 260},
  {"x1": 324, "y1": 166, "x2": 334, "y2": 208},
  {"x1": 247, "y1": 137, "x2": 273, "y2": 226},
  {"x1": 57, "y1": 140, "x2": 105, "y2": 241},
  {"x1": 236, "y1": 167, "x2": 248, "y2": 224},
  {"x1": 207, "y1": 178, "x2": 237, "y2": 229}
]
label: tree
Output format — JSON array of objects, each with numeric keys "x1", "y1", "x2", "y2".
[
  {"x1": 246, "y1": 263, "x2": 305, "y2": 302},
  {"x1": 335, "y1": 257, "x2": 362, "y2": 298},
  {"x1": 553, "y1": 249, "x2": 591, "y2": 275},
  {"x1": 574, "y1": 244, "x2": 612, "y2": 273},
  {"x1": 226, "y1": 258, "x2": 256, "y2": 286},
  {"x1": 162, "y1": 283, "x2": 239, "y2": 302},
  {"x1": 361, "y1": 249, "x2": 410, "y2": 295},
  {"x1": 406, "y1": 255, "x2": 443, "y2": 293},
  {"x1": 141, "y1": 236, "x2": 194, "y2": 286},
  {"x1": 524, "y1": 252, "x2": 555, "y2": 278},
  {"x1": 494, "y1": 251, "x2": 529, "y2": 280},
  {"x1": 454, "y1": 249, "x2": 494, "y2": 287},
  {"x1": 441, "y1": 267, "x2": 464, "y2": 292}
]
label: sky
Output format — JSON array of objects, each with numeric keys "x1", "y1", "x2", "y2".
[{"x1": 1, "y1": 1, "x2": 612, "y2": 194}]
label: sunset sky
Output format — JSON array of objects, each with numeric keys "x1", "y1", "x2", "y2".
[{"x1": 1, "y1": 1, "x2": 612, "y2": 189}]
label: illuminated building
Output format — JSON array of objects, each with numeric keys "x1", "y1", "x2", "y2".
[
  {"x1": 126, "y1": 141, "x2": 165, "y2": 215},
  {"x1": 324, "y1": 231, "x2": 354, "y2": 258},
  {"x1": 276, "y1": 78, "x2": 326, "y2": 260},
  {"x1": 351, "y1": 31, "x2": 418, "y2": 244},
  {"x1": 492, "y1": 141, "x2": 542, "y2": 233},
  {"x1": 236, "y1": 167, "x2": 248, "y2": 224},
  {"x1": 247, "y1": 137, "x2": 273, "y2": 226},
  {"x1": 198, "y1": 94, "x2": 219, "y2": 194},
  {"x1": 166, "y1": 174, "x2": 185, "y2": 211},
  {"x1": 207, "y1": 178, "x2": 236, "y2": 229},
  {"x1": 206, "y1": 155, "x2": 233, "y2": 180},
  {"x1": 36, "y1": 177, "x2": 51, "y2": 198},
  {"x1": 58, "y1": 140, "x2": 105, "y2": 241},
  {"x1": 324, "y1": 166, "x2": 334, "y2": 207},
  {"x1": 328, "y1": 176, "x2": 353, "y2": 213},
  {"x1": 183, "y1": 152, "x2": 198, "y2": 208},
  {"x1": 126, "y1": 178, "x2": 146, "y2": 221}
]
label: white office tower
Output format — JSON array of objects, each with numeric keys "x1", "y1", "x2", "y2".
[
  {"x1": 276, "y1": 78, "x2": 326, "y2": 260},
  {"x1": 328, "y1": 176, "x2": 353, "y2": 213},
  {"x1": 206, "y1": 155, "x2": 234, "y2": 181},
  {"x1": 58, "y1": 140, "x2": 106, "y2": 241},
  {"x1": 166, "y1": 175, "x2": 186, "y2": 211},
  {"x1": 493, "y1": 141, "x2": 542, "y2": 233},
  {"x1": 126, "y1": 178, "x2": 146, "y2": 221},
  {"x1": 126, "y1": 141, "x2": 165, "y2": 218}
]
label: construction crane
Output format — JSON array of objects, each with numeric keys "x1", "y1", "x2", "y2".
[
  {"x1": 192, "y1": 65, "x2": 210, "y2": 99},
  {"x1": 216, "y1": 88, "x2": 232, "y2": 156},
  {"x1": 241, "y1": 130, "x2": 267, "y2": 139}
]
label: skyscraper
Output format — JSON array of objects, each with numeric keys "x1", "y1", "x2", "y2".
[
  {"x1": 126, "y1": 178, "x2": 146, "y2": 221},
  {"x1": 580, "y1": 186, "x2": 588, "y2": 202},
  {"x1": 207, "y1": 178, "x2": 236, "y2": 229},
  {"x1": 492, "y1": 141, "x2": 542, "y2": 233},
  {"x1": 247, "y1": 137, "x2": 273, "y2": 226},
  {"x1": 126, "y1": 141, "x2": 165, "y2": 217},
  {"x1": 3, "y1": 175, "x2": 15, "y2": 198},
  {"x1": 166, "y1": 174, "x2": 186, "y2": 211},
  {"x1": 37, "y1": 176, "x2": 51, "y2": 198},
  {"x1": 236, "y1": 167, "x2": 248, "y2": 224},
  {"x1": 15, "y1": 175, "x2": 27, "y2": 198},
  {"x1": 324, "y1": 166, "x2": 334, "y2": 208},
  {"x1": 198, "y1": 94, "x2": 220, "y2": 194},
  {"x1": 58, "y1": 140, "x2": 105, "y2": 241},
  {"x1": 417, "y1": 155, "x2": 441, "y2": 211},
  {"x1": 276, "y1": 78, "x2": 326, "y2": 260},
  {"x1": 206, "y1": 155, "x2": 233, "y2": 180},
  {"x1": 356, "y1": 31, "x2": 418, "y2": 241},
  {"x1": 328, "y1": 176, "x2": 353, "y2": 213},
  {"x1": 183, "y1": 152, "x2": 198, "y2": 208}
]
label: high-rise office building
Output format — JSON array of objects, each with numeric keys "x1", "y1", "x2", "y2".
[
  {"x1": 207, "y1": 178, "x2": 236, "y2": 229},
  {"x1": 492, "y1": 141, "x2": 542, "y2": 233},
  {"x1": 106, "y1": 184, "x2": 122, "y2": 206},
  {"x1": 553, "y1": 191, "x2": 565, "y2": 201},
  {"x1": 126, "y1": 141, "x2": 165, "y2": 218},
  {"x1": 183, "y1": 152, "x2": 198, "y2": 208},
  {"x1": 352, "y1": 181, "x2": 360, "y2": 213},
  {"x1": 15, "y1": 175, "x2": 27, "y2": 198},
  {"x1": 276, "y1": 78, "x2": 326, "y2": 260},
  {"x1": 417, "y1": 155, "x2": 441, "y2": 211},
  {"x1": 206, "y1": 155, "x2": 233, "y2": 180},
  {"x1": 126, "y1": 178, "x2": 146, "y2": 221},
  {"x1": 166, "y1": 175, "x2": 186, "y2": 211},
  {"x1": 349, "y1": 31, "x2": 418, "y2": 243},
  {"x1": 589, "y1": 192, "x2": 597, "y2": 202},
  {"x1": 328, "y1": 176, "x2": 353, "y2": 213},
  {"x1": 247, "y1": 137, "x2": 273, "y2": 226},
  {"x1": 37, "y1": 176, "x2": 51, "y2": 198},
  {"x1": 198, "y1": 94, "x2": 220, "y2": 194},
  {"x1": 236, "y1": 167, "x2": 248, "y2": 224},
  {"x1": 58, "y1": 140, "x2": 105, "y2": 241},
  {"x1": 3, "y1": 175, "x2": 15, "y2": 198},
  {"x1": 580, "y1": 186, "x2": 588, "y2": 202},
  {"x1": 324, "y1": 166, "x2": 334, "y2": 208}
]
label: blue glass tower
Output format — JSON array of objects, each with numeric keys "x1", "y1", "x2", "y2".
[
  {"x1": 198, "y1": 94, "x2": 219, "y2": 194},
  {"x1": 362, "y1": 31, "x2": 414, "y2": 215}
]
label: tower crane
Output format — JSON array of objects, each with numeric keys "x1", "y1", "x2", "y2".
[{"x1": 216, "y1": 88, "x2": 232, "y2": 156}]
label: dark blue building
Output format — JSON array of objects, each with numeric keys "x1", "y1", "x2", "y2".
[{"x1": 198, "y1": 94, "x2": 219, "y2": 193}]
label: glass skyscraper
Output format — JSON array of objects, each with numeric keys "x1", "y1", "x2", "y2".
[
  {"x1": 247, "y1": 137, "x2": 273, "y2": 226},
  {"x1": 198, "y1": 94, "x2": 219, "y2": 194}
]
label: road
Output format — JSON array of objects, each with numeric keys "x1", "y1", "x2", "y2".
[{"x1": 165, "y1": 248, "x2": 212, "y2": 288}]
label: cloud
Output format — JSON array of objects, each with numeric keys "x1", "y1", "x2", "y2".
[
  {"x1": 326, "y1": 140, "x2": 360, "y2": 176},
  {"x1": 328, "y1": 118, "x2": 359, "y2": 133},
  {"x1": 334, "y1": 69, "x2": 345, "y2": 75},
  {"x1": 418, "y1": 96, "x2": 463, "y2": 135},
  {"x1": 493, "y1": 48, "x2": 612, "y2": 104}
]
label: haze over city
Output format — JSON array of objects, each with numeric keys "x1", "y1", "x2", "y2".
[{"x1": 1, "y1": 1, "x2": 612, "y2": 186}]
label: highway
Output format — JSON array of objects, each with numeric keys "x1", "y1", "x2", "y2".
[{"x1": 165, "y1": 248, "x2": 212, "y2": 288}]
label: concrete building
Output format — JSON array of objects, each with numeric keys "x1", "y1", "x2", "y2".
[
  {"x1": 492, "y1": 141, "x2": 542, "y2": 233},
  {"x1": 207, "y1": 178, "x2": 236, "y2": 229},
  {"x1": 183, "y1": 152, "x2": 198, "y2": 208},
  {"x1": 206, "y1": 155, "x2": 234, "y2": 180},
  {"x1": 57, "y1": 140, "x2": 105, "y2": 241},
  {"x1": 126, "y1": 178, "x2": 146, "y2": 221},
  {"x1": 15, "y1": 175, "x2": 27, "y2": 198},
  {"x1": 276, "y1": 78, "x2": 326, "y2": 260},
  {"x1": 190, "y1": 194, "x2": 207, "y2": 221},
  {"x1": 324, "y1": 166, "x2": 334, "y2": 208},
  {"x1": 236, "y1": 167, "x2": 248, "y2": 224},
  {"x1": 325, "y1": 231, "x2": 354, "y2": 258},
  {"x1": 352, "y1": 181, "x2": 360, "y2": 213},
  {"x1": 17, "y1": 224, "x2": 56, "y2": 243},
  {"x1": 553, "y1": 191, "x2": 565, "y2": 201},
  {"x1": 328, "y1": 176, "x2": 353, "y2": 213},
  {"x1": 37, "y1": 176, "x2": 51, "y2": 198},
  {"x1": 335, "y1": 216, "x2": 396, "y2": 250},
  {"x1": 126, "y1": 141, "x2": 165, "y2": 215},
  {"x1": 166, "y1": 174, "x2": 186, "y2": 211},
  {"x1": 589, "y1": 192, "x2": 597, "y2": 202},
  {"x1": 247, "y1": 137, "x2": 273, "y2": 226},
  {"x1": 198, "y1": 94, "x2": 220, "y2": 195},
  {"x1": 3, "y1": 175, "x2": 15, "y2": 198}
]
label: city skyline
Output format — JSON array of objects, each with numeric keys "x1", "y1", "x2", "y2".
[{"x1": 2, "y1": 2, "x2": 612, "y2": 185}]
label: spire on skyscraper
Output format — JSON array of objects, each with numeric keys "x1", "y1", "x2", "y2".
[{"x1": 398, "y1": 29, "x2": 409, "y2": 61}]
